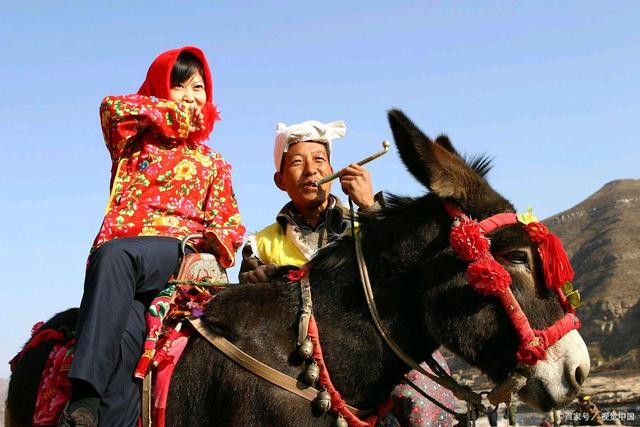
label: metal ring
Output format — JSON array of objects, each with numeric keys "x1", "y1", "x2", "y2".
[
  {"x1": 181, "y1": 233, "x2": 204, "y2": 257},
  {"x1": 477, "y1": 392, "x2": 499, "y2": 414}
]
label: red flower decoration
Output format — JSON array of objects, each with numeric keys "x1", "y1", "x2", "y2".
[
  {"x1": 526, "y1": 222, "x2": 549, "y2": 244},
  {"x1": 450, "y1": 219, "x2": 490, "y2": 261},
  {"x1": 287, "y1": 268, "x2": 309, "y2": 283},
  {"x1": 467, "y1": 256, "x2": 511, "y2": 296}
]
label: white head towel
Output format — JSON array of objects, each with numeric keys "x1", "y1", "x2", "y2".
[{"x1": 274, "y1": 120, "x2": 346, "y2": 171}]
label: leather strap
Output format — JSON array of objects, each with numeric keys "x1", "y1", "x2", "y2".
[
  {"x1": 187, "y1": 316, "x2": 369, "y2": 418},
  {"x1": 142, "y1": 370, "x2": 153, "y2": 427}
]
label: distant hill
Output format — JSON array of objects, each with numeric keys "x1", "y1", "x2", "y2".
[{"x1": 545, "y1": 179, "x2": 640, "y2": 370}]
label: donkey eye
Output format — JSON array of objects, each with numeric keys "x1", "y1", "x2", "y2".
[{"x1": 504, "y1": 250, "x2": 529, "y2": 266}]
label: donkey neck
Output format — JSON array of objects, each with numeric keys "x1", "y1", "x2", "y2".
[{"x1": 307, "y1": 195, "x2": 449, "y2": 407}]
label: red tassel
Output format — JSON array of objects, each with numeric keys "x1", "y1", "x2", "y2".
[{"x1": 538, "y1": 233, "x2": 574, "y2": 289}]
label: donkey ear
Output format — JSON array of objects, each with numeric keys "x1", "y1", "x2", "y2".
[
  {"x1": 388, "y1": 109, "x2": 482, "y2": 200},
  {"x1": 434, "y1": 135, "x2": 460, "y2": 157}
]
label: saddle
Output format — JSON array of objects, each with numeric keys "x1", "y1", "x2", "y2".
[
  {"x1": 175, "y1": 233, "x2": 229, "y2": 284},
  {"x1": 137, "y1": 234, "x2": 229, "y2": 427}
]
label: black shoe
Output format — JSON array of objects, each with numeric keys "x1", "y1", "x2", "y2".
[{"x1": 57, "y1": 404, "x2": 98, "y2": 427}]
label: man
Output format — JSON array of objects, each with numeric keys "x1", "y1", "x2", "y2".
[
  {"x1": 575, "y1": 395, "x2": 604, "y2": 426},
  {"x1": 238, "y1": 120, "x2": 455, "y2": 427},
  {"x1": 239, "y1": 120, "x2": 378, "y2": 282}
]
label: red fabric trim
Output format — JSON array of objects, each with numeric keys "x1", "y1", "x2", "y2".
[
  {"x1": 307, "y1": 317, "x2": 378, "y2": 427},
  {"x1": 10, "y1": 328, "x2": 65, "y2": 371},
  {"x1": 478, "y1": 213, "x2": 518, "y2": 233},
  {"x1": 534, "y1": 313, "x2": 581, "y2": 349},
  {"x1": 498, "y1": 288, "x2": 535, "y2": 344}
]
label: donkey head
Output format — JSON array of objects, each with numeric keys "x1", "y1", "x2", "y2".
[{"x1": 387, "y1": 109, "x2": 590, "y2": 411}]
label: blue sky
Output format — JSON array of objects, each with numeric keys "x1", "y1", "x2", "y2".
[{"x1": 1, "y1": 2, "x2": 638, "y2": 378}]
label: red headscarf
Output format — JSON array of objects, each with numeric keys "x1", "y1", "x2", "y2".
[{"x1": 138, "y1": 46, "x2": 220, "y2": 143}]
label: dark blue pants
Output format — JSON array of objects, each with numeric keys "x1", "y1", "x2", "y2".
[{"x1": 68, "y1": 237, "x2": 186, "y2": 427}]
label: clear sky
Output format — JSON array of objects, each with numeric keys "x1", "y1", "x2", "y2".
[{"x1": 1, "y1": 2, "x2": 638, "y2": 378}]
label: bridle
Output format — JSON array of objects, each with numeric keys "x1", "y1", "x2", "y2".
[{"x1": 350, "y1": 198, "x2": 581, "y2": 424}]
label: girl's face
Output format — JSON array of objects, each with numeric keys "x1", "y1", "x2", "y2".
[{"x1": 170, "y1": 71, "x2": 206, "y2": 112}]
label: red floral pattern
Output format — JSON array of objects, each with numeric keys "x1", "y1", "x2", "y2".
[{"x1": 94, "y1": 94, "x2": 245, "y2": 267}]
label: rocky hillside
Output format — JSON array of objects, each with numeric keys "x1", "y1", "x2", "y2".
[{"x1": 545, "y1": 179, "x2": 640, "y2": 370}]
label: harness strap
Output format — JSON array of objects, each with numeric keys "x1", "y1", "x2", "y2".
[
  {"x1": 187, "y1": 316, "x2": 370, "y2": 419},
  {"x1": 142, "y1": 371, "x2": 153, "y2": 427},
  {"x1": 297, "y1": 276, "x2": 313, "y2": 345},
  {"x1": 353, "y1": 232, "x2": 482, "y2": 406}
]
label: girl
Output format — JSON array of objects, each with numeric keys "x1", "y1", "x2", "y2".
[{"x1": 59, "y1": 46, "x2": 245, "y2": 427}]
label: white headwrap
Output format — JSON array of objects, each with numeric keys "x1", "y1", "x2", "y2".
[{"x1": 274, "y1": 120, "x2": 346, "y2": 171}]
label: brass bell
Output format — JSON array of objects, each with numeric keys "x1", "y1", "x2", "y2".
[
  {"x1": 304, "y1": 360, "x2": 320, "y2": 385},
  {"x1": 561, "y1": 281, "x2": 581, "y2": 309},
  {"x1": 316, "y1": 389, "x2": 332, "y2": 413},
  {"x1": 298, "y1": 336, "x2": 314, "y2": 359},
  {"x1": 333, "y1": 415, "x2": 348, "y2": 427}
]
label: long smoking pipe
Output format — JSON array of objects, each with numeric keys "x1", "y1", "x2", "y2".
[{"x1": 314, "y1": 140, "x2": 391, "y2": 187}]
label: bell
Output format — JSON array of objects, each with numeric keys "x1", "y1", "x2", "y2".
[
  {"x1": 305, "y1": 360, "x2": 320, "y2": 385},
  {"x1": 566, "y1": 290, "x2": 581, "y2": 309},
  {"x1": 333, "y1": 415, "x2": 348, "y2": 427},
  {"x1": 561, "y1": 281, "x2": 574, "y2": 295},
  {"x1": 298, "y1": 337, "x2": 314, "y2": 359},
  {"x1": 316, "y1": 389, "x2": 332, "y2": 413}
]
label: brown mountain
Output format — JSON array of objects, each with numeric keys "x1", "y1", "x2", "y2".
[{"x1": 545, "y1": 179, "x2": 640, "y2": 370}]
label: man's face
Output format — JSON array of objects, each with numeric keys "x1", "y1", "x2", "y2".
[{"x1": 274, "y1": 141, "x2": 333, "y2": 211}]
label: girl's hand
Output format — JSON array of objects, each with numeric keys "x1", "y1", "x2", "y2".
[{"x1": 188, "y1": 105, "x2": 205, "y2": 133}]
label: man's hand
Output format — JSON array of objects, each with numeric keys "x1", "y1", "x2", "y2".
[
  {"x1": 239, "y1": 263, "x2": 278, "y2": 284},
  {"x1": 338, "y1": 163, "x2": 375, "y2": 209}
]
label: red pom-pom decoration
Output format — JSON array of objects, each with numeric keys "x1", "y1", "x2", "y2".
[
  {"x1": 467, "y1": 256, "x2": 512, "y2": 296},
  {"x1": 526, "y1": 222, "x2": 548, "y2": 244},
  {"x1": 450, "y1": 219, "x2": 490, "y2": 261}
]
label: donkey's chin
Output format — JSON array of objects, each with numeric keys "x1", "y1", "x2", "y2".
[{"x1": 517, "y1": 330, "x2": 590, "y2": 411}]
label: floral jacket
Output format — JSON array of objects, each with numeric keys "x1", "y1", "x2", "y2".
[{"x1": 93, "y1": 94, "x2": 245, "y2": 268}]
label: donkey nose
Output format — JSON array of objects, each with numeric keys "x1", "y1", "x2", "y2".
[
  {"x1": 566, "y1": 359, "x2": 590, "y2": 394},
  {"x1": 574, "y1": 365, "x2": 587, "y2": 386}
]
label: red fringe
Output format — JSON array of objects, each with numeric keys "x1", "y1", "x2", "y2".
[{"x1": 538, "y1": 233, "x2": 574, "y2": 289}]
